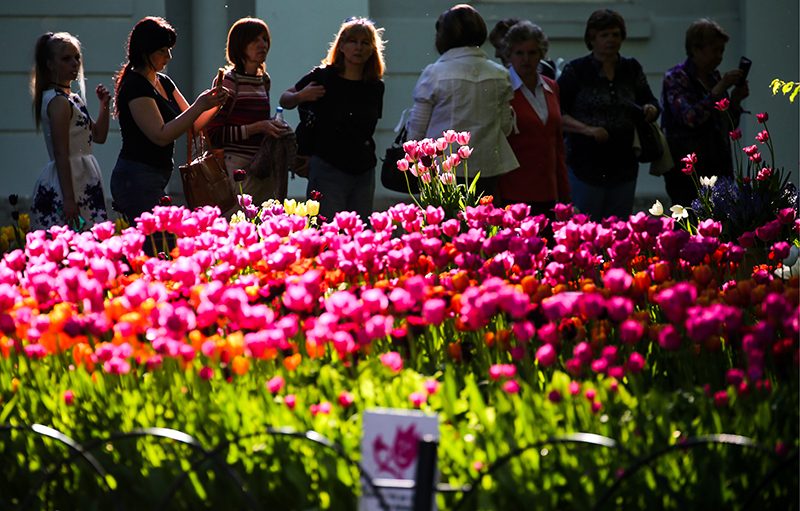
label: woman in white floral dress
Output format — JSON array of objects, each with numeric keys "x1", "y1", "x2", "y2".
[{"x1": 30, "y1": 32, "x2": 110, "y2": 231}]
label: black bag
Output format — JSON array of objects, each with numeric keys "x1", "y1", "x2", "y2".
[
  {"x1": 381, "y1": 127, "x2": 419, "y2": 194},
  {"x1": 634, "y1": 120, "x2": 665, "y2": 163},
  {"x1": 627, "y1": 100, "x2": 664, "y2": 163},
  {"x1": 294, "y1": 67, "x2": 331, "y2": 157},
  {"x1": 295, "y1": 106, "x2": 316, "y2": 157}
]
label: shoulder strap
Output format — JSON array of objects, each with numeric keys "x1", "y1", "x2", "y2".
[{"x1": 222, "y1": 71, "x2": 239, "y2": 126}]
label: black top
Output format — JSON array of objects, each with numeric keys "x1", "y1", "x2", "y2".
[
  {"x1": 117, "y1": 72, "x2": 182, "y2": 170},
  {"x1": 557, "y1": 54, "x2": 660, "y2": 186},
  {"x1": 295, "y1": 67, "x2": 384, "y2": 175}
]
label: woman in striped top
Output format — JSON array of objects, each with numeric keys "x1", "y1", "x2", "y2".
[{"x1": 207, "y1": 17, "x2": 289, "y2": 212}]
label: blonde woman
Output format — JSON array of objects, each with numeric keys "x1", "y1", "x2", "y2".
[
  {"x1": 29, "y1": 32, "x2": 110, "y2": 231},
  {"x1": 280, "y1": 17, "x2": 386, "y2": 222}
]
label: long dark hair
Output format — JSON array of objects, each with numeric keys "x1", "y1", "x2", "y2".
[
  {"x1": 30, "y1": 32, "x2": 84, "y2": 130},
  {"x1": 113, "y1": 16, "x2": 177, "y2": 117}
]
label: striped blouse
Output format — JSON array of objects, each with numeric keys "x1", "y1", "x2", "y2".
[{"x1": 206, "y1": 70, "x2": 271, "y2": 158}]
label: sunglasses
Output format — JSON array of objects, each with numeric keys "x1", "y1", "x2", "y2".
[{"x1": 344, "y1": 17, "x2": 375, "y2": 25}]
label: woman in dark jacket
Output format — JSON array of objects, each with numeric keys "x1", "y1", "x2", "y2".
[
  {"x1": 558, "y1": 9, "x2": 660, "y2": 221},
  {"x1": 660, "y1": 19, "x2": 748, "y2": 208}
]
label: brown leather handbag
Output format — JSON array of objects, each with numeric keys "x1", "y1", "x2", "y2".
[{"x1": 179, "y1": 129, "x2": 236, "y2": 211}]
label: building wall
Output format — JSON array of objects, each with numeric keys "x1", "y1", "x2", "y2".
[{"x1": 0, "y1": 0, "x2": 797, "y2": 223}]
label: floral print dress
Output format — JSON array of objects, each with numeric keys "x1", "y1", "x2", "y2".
[{"x1": 30, "y1": 89, "x2": 107, "y2": 231}]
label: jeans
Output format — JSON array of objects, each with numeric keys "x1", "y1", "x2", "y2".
[
  {"x1": 306, "y1": 156, "x2": 375, "y2": 222},
  {"x1": 568, "y1": 166, "x2": 636, "y2": 221},
  {"x1": 110, "y1": 158, "x2": 171, "y2": 225}
]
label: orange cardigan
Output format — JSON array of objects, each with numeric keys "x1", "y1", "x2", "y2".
[{"x1": 498, "y1": 76, "x2": 569, "y2": 203}]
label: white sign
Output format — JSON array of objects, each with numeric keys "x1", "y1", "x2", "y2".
[{"x1": 359, "y1": 408, "x2": 440, "y2": 511}]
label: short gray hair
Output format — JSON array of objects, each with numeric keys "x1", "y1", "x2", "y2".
[{"x1": 502, "y1": 21, "x2": 549, "y2": 61}]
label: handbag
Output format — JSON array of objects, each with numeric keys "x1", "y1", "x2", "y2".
[
  {"x1": 380, "y1": 126, "x2": 419, "y2": 194},
  {"x1": 246, "y1": 130, "x2": 298, "y2": 201},
  {"x1": 180, "y1": 129, "x2": 236, "y2": 212},
  {"x1": 633, "y1": 119, "x2": 665, "y2": 163}
]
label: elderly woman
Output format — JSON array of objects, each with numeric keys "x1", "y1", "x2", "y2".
[
  {"x1": 497, "y1": 21, "x2": 570, "y2": 217},
  {"x1": 661, "y1": 19, "x2": 749, "y2": 208},
  {"x1": 557, "y1": 9, "x2": 660, "y2": 221},
  {"x1": 407, "y1": 4, "x2": 518, "y2": 198}
]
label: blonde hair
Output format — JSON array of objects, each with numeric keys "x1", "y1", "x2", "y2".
[
  {"x1": 324, "y1": 18, "x2": 385, "y2": 82},
  {"x1": 30, "y1": 32, "x2": 86, "y2": 130}
]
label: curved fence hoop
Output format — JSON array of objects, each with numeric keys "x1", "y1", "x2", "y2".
[
  {"x1": 0, "y1": 423, "x2": 120, "y2": 511},
  {"x1": 592, "y1": 434, "x2": 779, "y2": 510},
  {"x1": 93, "y1": 427, "x2": 259, "y2": 511},
  {"x1": 451, "y1": 432, "x2": 632, "y2": 511},
  {"x1": 183, "y1": 427, "x2": 391, "y2": 511}
]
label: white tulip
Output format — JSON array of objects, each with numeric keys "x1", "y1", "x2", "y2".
[
  {"x1": 670, "y1": 205, "x2": 689, "y2": 220},
  {"x1": 649, "y1": 200, "x2": 664, "y2": 216}
]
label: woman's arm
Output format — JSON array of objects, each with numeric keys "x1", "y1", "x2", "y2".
[
  {"x1": 128, "y1": 86, "x2": 227, "y2": 147},
  {"x1": 91, "y1": 84, "x2": 111, "y2": 144},
  {"x1": 172, "y1": 86, "x2": 226, "y2": 133},
  {"x1": 47, "y1": 95, "x2": 79, "y2": 224},
  {"x1": 279, "y1": 82, "x2": 325, "y2": 110},
  {"x1": 561, "y1": 114, "x2": 608, "y2": 142}
]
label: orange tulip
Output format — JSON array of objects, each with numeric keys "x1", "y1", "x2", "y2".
[{"x1": 284, "y1": 352, "x2": 302, "y2": 371}]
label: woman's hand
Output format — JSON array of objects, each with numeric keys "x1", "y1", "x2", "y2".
[
  {"x1": 714, "y1": 69, "x2": 744, "y2": 95},
  {"x1": 95, "y1": 84, "x2": 111, "y2": 108},
  {"x1": 249, "y1": 119, "x2": 291, "y2": 138},
  {"x1": 195, "y1": 86, "x2": 230, "y2": 111},
  {"x1": 61, "y1": 198, "x2": 81, "y2": 225},
  {"x1": 298, "y1": 81, "x2": 325, "y2": 102},
  {"x1": 642, "y1": 104, "x2": 658, "y2": 123},
  {"x1": 587, "y1": 126, "x2": 609, "y2": 143},
  {"x1": 731, "y1": 81, "x2": 750, "y2": 105}
]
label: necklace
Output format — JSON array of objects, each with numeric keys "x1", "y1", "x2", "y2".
[{"x1": 50, "y1": 82, "x2": 71, "y2": 89}]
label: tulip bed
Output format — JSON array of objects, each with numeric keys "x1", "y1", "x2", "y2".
[{"x1": 0, "y1": 201, "x2": 798, "y2": 510}]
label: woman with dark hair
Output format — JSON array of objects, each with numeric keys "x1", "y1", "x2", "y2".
[
  {"x1": 206, "y1": 17, "x2": 288, "y2": 210},
  {"x1": 661, "y1": 19, "x2": 748, "y2": 208},
  {"x1": 557, "y1": 9, "x2": 660, "y2": 220},
  {"x1": 280, "y1": 17, "x2": 386, "y2": 222},
  {"x1": 497, "y1": 21, "x2": 570, "y2": 217},
  {"x1": 110, "y1": 16, "x2": 228, "y2": 227},
  {"x1": 407, "y1": 4, "x2": 518, "y2": 198}
]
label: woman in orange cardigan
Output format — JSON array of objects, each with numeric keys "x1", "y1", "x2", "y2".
[{"x1": 497, "y1": 21, "x2": 570, "y2": 217}]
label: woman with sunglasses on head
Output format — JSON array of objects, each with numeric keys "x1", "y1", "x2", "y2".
[
  {"x1": 280, "y1": 17, "x2": 386, "y2": 223},
  {"x1": 110, "y1": 16, "x2": 229, "y2": 228},
  {"x1": 207, "y1": 17, "x2": 289, "y2": 212},
  {"x1": 29, "y1": 32, "x2": 110, "y2": 231}
]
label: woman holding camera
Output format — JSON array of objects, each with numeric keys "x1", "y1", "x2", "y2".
[{"x1": 661, "y1": 19, "x2": 749, "y2": 208}]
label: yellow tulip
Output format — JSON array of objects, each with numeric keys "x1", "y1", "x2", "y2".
[
  {"x1": 17, "y1": 214, "x2": 30, "y2": 232},
  {"x1": 1, "y1": 226, "x2": 14, "y2": 241},
  {"x1": 306, "y1": 200, "x2": 320, "y2": 217},
  {"x1": 284, "y1": 199, "x2": 296, "y2": 215},
  {"x1": 295, "y1": 203, "x2": 308, "y2": 217},
  {"x1": 0, "y1": 237, "x2": 8, "y2": 253}
]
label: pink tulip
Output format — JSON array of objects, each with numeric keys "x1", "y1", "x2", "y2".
[
  {"x1": 423, "y1": 379, "x2": 441, "y2": 395},
  {"x1": 756, "y1": 112, "x2": 769, "y2": 123},
  {"x1": 409, "y1": 391, "x2": 427, "y2": 407},
  {"x1": 63, "y1": 390, "x2": 75, "y2": 406},
  {"x1": 380, "y1": 352, "x2": 403, "y2": 373},
  {"x1": 503, "y1": 380, "x2": 520, "y2": 394},
  {"x1": 456, "y1": 131, "x2": 471, "y2": 145},
  {"x1": 626, "y1": 352, "x2": 645, "y2": 373},
  {"x1": 536, "y1": 343, "x2": 557, "y2": 367},
  {"x1": 199, "y1": 366, "x2": 214, "y2": 381},
  {"x1": 548, "y1": 390, "x2": 563, "y2": 403},
  {"x1": 285, "y1": 394, "x2": 297, "y2": 410},
  {"x1": 267, "y1": 375, "x2": 285, "y2": 394},
  {"x1": 457, "y1": 145, "x2": 473, "y2": 160},
  {"x1": 339, "y1": 390, "x2": 355, "y2": 408}
]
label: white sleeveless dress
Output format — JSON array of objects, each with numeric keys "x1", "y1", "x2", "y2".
[{"x1": 30, "y1": 89, "x2": 108, "y2": 231}]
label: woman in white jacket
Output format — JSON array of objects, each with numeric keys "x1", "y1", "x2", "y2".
[{"x1": 406, "y1": 4, "x2": 518, "y2": 199}]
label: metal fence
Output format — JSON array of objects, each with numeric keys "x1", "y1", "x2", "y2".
[{"x1": 1, "y1": 423, "x2": 796, "y2": 511}]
